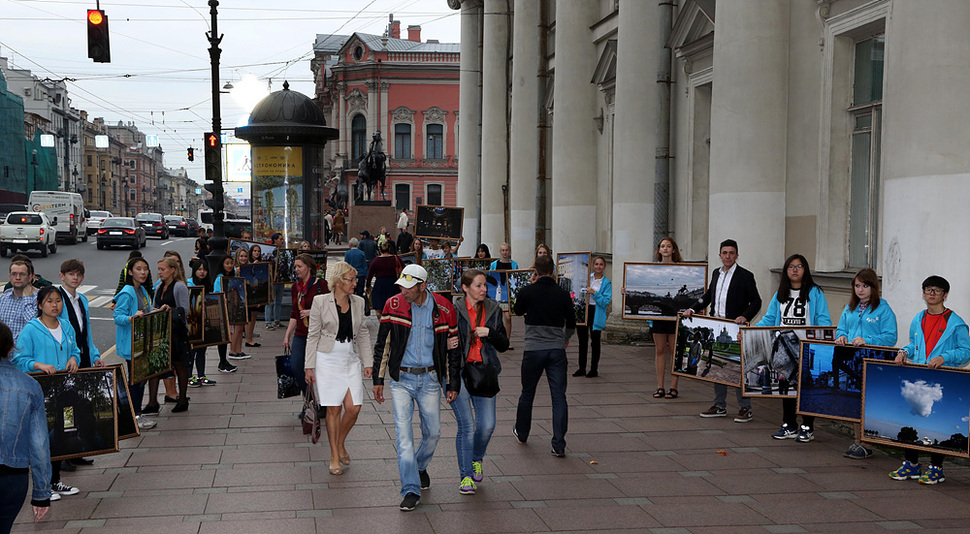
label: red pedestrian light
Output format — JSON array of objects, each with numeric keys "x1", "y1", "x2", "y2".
[{"x1": 87, "y1": 10, "x2": 104, "y2": 25}]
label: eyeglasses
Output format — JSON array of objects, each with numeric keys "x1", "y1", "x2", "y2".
[
  {"x1": 787, "y1": 264, "x2": 805, "y2": 271},
  {"x1": 399, "y1": 274, "x2": 424, "y2": 283},
  {"x1": 341, "y1": 277, "x2": 356, "y2": 283},
  {"x1": 9, "y1": 272, "x2": 28, "y2": 278},
  {"x1": 924, "y1": 287, "x2": 945, "y2": 295}
]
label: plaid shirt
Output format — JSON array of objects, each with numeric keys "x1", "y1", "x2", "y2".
[{"x1": 0, "y1": 288, "x2": 38, "y2": 341}]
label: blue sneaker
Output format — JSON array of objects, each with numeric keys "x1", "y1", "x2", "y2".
[
  {"x1": 771, "y1": 424, "x2": 797, "y2": 440},
  {"x1": 796, "y1": 425, "x2": 814, "y2": 443},
  {"x1": 889, "y1": 460, "x2": 921, "y2": 480},
  {"x1": 918, "y1": 465, "x2": 945, "y2": 485},
  {"x1": 471, "y1": 460, "x2": 484, "y2": 483}
]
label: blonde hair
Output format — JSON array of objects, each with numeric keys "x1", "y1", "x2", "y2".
[
  {"x1": 327, "y1": 261, "x2": 358, "y2": 290},
  {"x1": 158, "y1": 256, "x2": 187, "y2": 285}
]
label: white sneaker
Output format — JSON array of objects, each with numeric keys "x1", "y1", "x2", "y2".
[
  {"x1": 52, "y1": 481, "x2": 79, "y2": 495},
  {"x1": 49, "y1": 492, "x2": 61, "y2": 501},
  {"x1": 136, "y1": 416, "x2": 157, "y2": 430}
]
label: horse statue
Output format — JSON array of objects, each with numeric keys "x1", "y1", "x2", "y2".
[
  {"x1": 355, "y1": 131, "x2": 387, "y2": 202},
  {"x1": 328, "y1": 179, "x2": 349, "y2": 211}
]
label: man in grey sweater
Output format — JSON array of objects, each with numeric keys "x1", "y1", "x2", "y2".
[{"x1": 512, "y1": 254, "x2": 576, "y2": 457}]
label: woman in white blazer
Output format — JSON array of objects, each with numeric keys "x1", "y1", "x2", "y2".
[{"x1": 306, "y1": 261, "x2": 372, "y2": 476}]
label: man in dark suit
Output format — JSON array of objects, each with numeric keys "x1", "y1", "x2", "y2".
[{"x1": 683, "y1": 239, "x2": 762, "y2": 422}]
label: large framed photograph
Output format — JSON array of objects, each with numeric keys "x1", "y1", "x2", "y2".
[
  {"x1": 672, "y1": 315, "x2": 744, "y2": 387},
  {"x1": 557, "y1": 252, "x2": 591, "y2": 326},
  {"x1": 797, "y1": 341, "x2": 898, "y2": 422},
  {"x1": 31, "y1": 368, "x2": 119, "y2": 461},
  {"x1": 276, "y1": 249, "x2": 328, "y2": 284},
  {"x1": 622, "y1": 262, "x2": 707, "y2": 321},
  {"x1": 228, "y1": 239, "x2": 278, "y2": 264},
  {"x1": 187, "y1": 286, "x2": 205, "y2": 344},
  {"x1": 506, "y1": 269, "x2": 533, "y2": 315},
  {"x1": 398, "y1": 253, "x2": 418, "y2": 267},
  {"x1": 483, "y1": 270, "x2": 509, "y2": 305},
  {"x1": 223, "y1": 276, "x2": 249, "y2": 325},
  {"x1": 106, "y1": 364, "x2": 140, "y2": 440},
  {"x1": 414, "y1": 205, "x2": 464, "y2": 241},
  {"x1": 862, "y1": 361, "x2": 970, "y2": 458},
  {"x1": 740, "y1": 327, "x2": 835, "y2": 398},
  {"x1": 130, "y1": 309, "x2": 172, "y2": 385},
  {"x1": 422, "y1": 258, "x2": 454, "y2": 293},
  {"x1": 239, "y1": 262, "x2": 273, "y2": 306},
  {"x1": 194, "y1": 292, "x2": 230, "y2": 348},
  {"x1": 452, "y1": 258, "x2": 494, "y2": 293}
]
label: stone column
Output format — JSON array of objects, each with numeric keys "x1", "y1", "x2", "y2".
[
  {"x1": 366, "y1": 81, "x2": 377, "y2": 146},
  {"x1": 509, "y1": 0, "x2": 541, "y2": 263},
  {"x1": 456, "y1": 0, "x2": 483, "y2": 245},
  {"x1": 479, "y1": 0, "x2": 509, "y2": 250},
  {"x1": 551, "y1": 0, "x2": 598, "y2": 253},
  {"x1": 707, "y1": 1, "x2": 789, "y2": 296}
]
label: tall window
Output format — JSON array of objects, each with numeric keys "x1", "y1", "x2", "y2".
[
  {"x1": 426, "y1": 124, "x2": 443, "y2": 159},
  {"x1": 848, "y1": 35, "x2": 884, "y2": 268},
  {"x1": 395, "y1": 123, "x2": 412, "y2": 159},
  {"x1": 351, "y1": 114, "x2": 367, "y2": 162},
  {"x1": 427, "y1": 184, "x2": 442, "y2": 206},
  {"x1": 395, "y1": 183, "x2": 410, "y2": 211}
]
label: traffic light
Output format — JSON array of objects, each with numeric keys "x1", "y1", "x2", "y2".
[
  {"x1": 203, "y1": 132, "x2": 221, "y2": 183},
  {"x1": 203, "y1": 183, "x2": 224, "y2": 211},
  {"x1": 187, "y1": 147, "x2": 194, "y2": 162},
  {"x1": 87, "y1": 10, "x2": 111, "y2": 63}
]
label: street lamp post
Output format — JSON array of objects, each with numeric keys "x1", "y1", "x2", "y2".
[
  {"x1": 205, "y1": 0, "x2": 228, "y2": 276},
  {"x1": 122, "y1": 177, "x2": 130, "y2": 216}
]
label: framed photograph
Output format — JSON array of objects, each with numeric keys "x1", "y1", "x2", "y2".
[
  {"x1": 557, "y1": 252, "x2": 591, "y2": 326},
  {"x1": 452, "y1": 258, "x2": 494, "y2": 293},
  {"x1": 194, "y1": 292, "x2": 230, "y2": 349},
  {"x1": 398, "y1": 253, "x2": 418, "y2": 267},
  {"x1": 130, "y1": 309, "x2": 172, "y2": 385},
  {"x1": 740, "y1": 326, "x2": 836, "y2": 398},
  {"x1": 228, "y1": 239, "x2": 279, "y2": 265},
  {"x1": 483, "y1": 270, "x2": 509, "y2": 304},
  {"x1": 422, "y1": 258, "x2": 454, "y2": 293},
  {"x1": 187, "y1": 286, "x2": 205, "y2": 344},
  {"x1": 797, "y1": 341, "x2": 898, "y2": 422},
  {"x1": 414, "y1": 205, "x2": 464, "y2": 241},
  {"x1": 506, "y1": 269, "x2": 534, "y2": 315},
  {"x1": 862, "y1": 361, "x2": 970, "y2": 458},
  {"x1": 302, "y1": 249, "x2": 329, "y2": 280},
  {"x1": 275, "y1": 248, "x2": 298, "y2": 284},
  {"x1": 106, "y1": 364, "x2": 140, "y2": 440},
  {"x1": 622, "y1": 262, "x2": 708, "y2": 321},
  {"x1": 240, "y1": 262, "x2": 273, "y2": 306},
  {"x1": 31, "y1": 368, "x2": 119, "y2": 461},
  {"x1": 672, "y1": 315, "x2": 744, "y2": 387},
  {"x1": 223, "y1": 276, "x2": 249, "y2": 325}
]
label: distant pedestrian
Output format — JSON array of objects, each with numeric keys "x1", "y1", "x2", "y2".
[
  {"x1": 396, "y1": 209, "x2": 409, "y2": 237},
  {"x1": 489, "y1": 243, "x2": 518, "y2": 345},
  {"x1": 282, "y1": 254, "x2": 330, "y2": 396},
  {"x1": 266, "y1": 233, "x2": 285, "y2": 331},
  {"x1": 397, "y1": 227, "x2": 414, "y2": 256},
  {"x1": 195, "y1": 227, "x2": 209, "y2": 259},
  {"x1": 332, "y1": 211, "x2": 345, "y2": 244},
  {"x1": 0, "y1": 259, "x2": 38, "y2": 341}
]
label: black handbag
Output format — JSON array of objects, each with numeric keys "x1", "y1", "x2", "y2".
[
  {"x1": 276, "y1": 350, "x2": 300, "y2": 399},
  {"x1": 302, "y1": 386, "x2": 322, "y2": 443},
  {"x1": 462, "y1": 360, "x2": 500, "y2": 398}
]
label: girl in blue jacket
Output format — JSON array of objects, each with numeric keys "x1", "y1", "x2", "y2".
[
  {"x1": 109, "y1": 257, "x2": 154, "y2": 427},
  {"x1": 210, "y1": 254, "x2": 238, "y2": 372},
  {"x1": 575, "y1": 256, "x2": 612, "y2": 378},
  {"x1": 756, "y1": 254, "x2": 831, "y2": 443},
  {"x1": 489, "y1": 243, "x2": 519, "y2": 345},
  {"x1": 835, "y1": 268, "x2": 897, "y2": 460}
]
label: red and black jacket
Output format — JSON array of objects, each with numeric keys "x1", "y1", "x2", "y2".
[{"x1": 372, "y1": 291, "x2": 462, "y2": 392}]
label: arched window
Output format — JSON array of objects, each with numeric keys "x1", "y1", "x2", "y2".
[{"x1": 351, "y1": 114, "x2": 367, "y2": 162}]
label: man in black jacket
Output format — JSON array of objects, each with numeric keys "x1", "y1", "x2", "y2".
[
  {"x1": 683, "y1": 239, "x2": 762, "y2": 422},
  {"x1": 512, "y1": 254, "x2": 575, "y2": 457}
]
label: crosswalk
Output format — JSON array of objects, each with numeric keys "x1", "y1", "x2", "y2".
[{"x1": 75, "y1": 284, "x2": 119, "y2": 308}]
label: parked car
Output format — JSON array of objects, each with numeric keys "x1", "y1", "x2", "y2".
[
  {"x1": 136, "y1": 212, "x2": 169, "y2": 239},
  {"x1": 0, "y1": 211, "x2": 57, "y2": 257},
  {"x1": 96, "y1": 217, "x2": 147, "y2": 250},
  {"x1": 164, "y1": 215, "x2": 194, "y2": 237},
  {"x1": 87, "y1": 210, "x2": 114, "y2": 234}
]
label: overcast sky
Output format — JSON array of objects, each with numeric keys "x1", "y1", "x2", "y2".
[{"x1": 0, "y1": 0, "x2": 460, "y2": 182}]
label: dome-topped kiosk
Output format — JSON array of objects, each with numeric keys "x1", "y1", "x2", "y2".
[{"x1": 235, "y1": 81, "x2": 338, "y2": 247}]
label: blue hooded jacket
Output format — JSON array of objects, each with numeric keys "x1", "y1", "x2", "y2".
[
  {"x1": 756, "y1": 286, "x2": 832, "y2": 327},
  {"x1": 590, "y1": 276, "x2": 612, "y2": 332},
  {"x1": 11, "y1": 317, "x2": 80, "y2": 372},
  {"x1": 113, "y1": 285, "x2": 152, "y2": 361},
  {"x1": 835, "y1": 299, "x2": 897, "y2": 347},
  {"x1": 902, "y1": 310, "x2": 970, "y2": 367}
]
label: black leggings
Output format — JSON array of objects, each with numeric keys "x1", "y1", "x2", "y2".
[
  {"x1": 189, "y1": 347, "x2": 207, "y2": 376},
  {"x1": 0, "y1": 469, "x2": 28, "y2": 534},
  {"x1": 576, "y1": 305, "x2": 601, "y2": 373},
  {"x1": 782, "y1": 398, "x2": 814, "y2": 430},
  {"x1": 217, "y1": 344, "x2": 229, "y2": 365},
  {"x1": 905, "y1": 449, "x2": 944, "y2": 467}
]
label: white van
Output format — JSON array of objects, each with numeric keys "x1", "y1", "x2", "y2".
[{"x1": 29, "y1": 191, "x2": 88, "y2": 243}]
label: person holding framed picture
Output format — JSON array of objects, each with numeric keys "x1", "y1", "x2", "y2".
[
  {"x1": 489, "y1": 243, "x2": 518, "y2": 348},
  {"x1": 574, "y1": 256, "x2": 611, "y2": 378},
  {"x1": 282, "y1": 254, "x2": 330, "y2": 397},
  {"x1": 153, "y1": 257, "x2": 192, "y2": 413},
  {"x1": 889, "y1": 275, "x2": 970, "y2": 484},
  {"x1": 649, "y1": 237, "x2": 683, "y2": 397},
  {"x1": 211, "y1": 254, "x2": 239, "y2": 373}
]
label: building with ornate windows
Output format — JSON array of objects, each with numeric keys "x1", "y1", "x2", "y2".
[
  {"x1": 312, "y1": 18, "x2": 460, "y2": 213},
  {"x1": 452, "y1": 0, "x2": 970, "y2": 337}
]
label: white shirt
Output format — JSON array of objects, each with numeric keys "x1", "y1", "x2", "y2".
[
  {"x1": 780, "y1": 289, "x2": 809, "y2": 326},
  {"x1": 63, "y1": 288, "x2": 84, "y2": 334},
  {"x1": 397, "y1": 212, "x2": 408, "y2": 230},
  {"x1": 713, "y1": 264, "x2": 737, "y2": 319},
  {"x1": 589, "y1": 274, "x2": 603, "y2": 306},
  {"x1": 47, "y1": 323, "x2": 63, "y2": 343}
]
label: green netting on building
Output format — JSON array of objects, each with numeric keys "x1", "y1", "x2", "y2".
[{"x1": 0, "y1": 69, "x2": 27, "y2": 201}]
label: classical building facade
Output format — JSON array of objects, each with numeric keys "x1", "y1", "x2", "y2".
[
  {"x1": 453, "y1": 0, "x2": 970, "y2": 336},
  {"x1": 312, "y1": 19, "x2": 460, "y2": 212}
]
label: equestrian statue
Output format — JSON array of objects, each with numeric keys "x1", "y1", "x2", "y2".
[{"x1": 355, "y1": 131, "x2": 387, "y2": 202}]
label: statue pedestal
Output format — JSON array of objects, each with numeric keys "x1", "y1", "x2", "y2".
[{"x1": 348, "y1": 203, "x2": 396, "y2": 241}]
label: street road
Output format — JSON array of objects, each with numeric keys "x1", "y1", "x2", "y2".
[{"x1": 0, "y1": 235, "x2": 198, "y2": 357}]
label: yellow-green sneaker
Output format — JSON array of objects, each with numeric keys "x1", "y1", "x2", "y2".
[
  {"x1": 472, "y1": 461, "x2": 484, "y2": 483},
  {"x1": 459, "y1": 476, "x2": 476, "y2": 495}
]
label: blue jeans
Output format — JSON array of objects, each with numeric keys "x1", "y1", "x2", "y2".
[
  {"x1": 266, "y1": 284, "x2": 284, "y2": 324},
  {"x1": 451, "y1": 382, "x2": 496, "y2": 479},
  {"x1": 389, "y1": 370, "x2": 442, "y2": 497},
  {"x1": 0, "y1": 471, "x2": 28, "y2": 534},
  {"x1": 515, "y1": 349, "x2": 568, "y2": 453},
  {"x1": 290, "y1": 335, "x2": 308, "y2": 394}
]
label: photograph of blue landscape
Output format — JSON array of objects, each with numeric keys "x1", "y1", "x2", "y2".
[
  {"x1": 797, "y1": 342, "x2": 896, "y2": 422},
  {"x1": 862, "y1": 361, "x2": 970, "y2": 457},
  {"x1": 622, "y1": 263, "x2": 707, "y2": 320}
]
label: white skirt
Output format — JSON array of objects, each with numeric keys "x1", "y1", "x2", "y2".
[{"x1": 314, "y1": 340, "x2": 364, "y2": 406}]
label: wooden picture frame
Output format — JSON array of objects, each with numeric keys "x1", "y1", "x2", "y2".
[
  {"x1": 452, "y1": 258, "x2": 495, "y2": 293},
  {"x1": 739, "y1": 326, "x2": 836, "y2": 398},
  {"x1": 239, "y1": 262, "x2": 273, "y2": 306},
  {"x1": 105, "y1": 363, "x2": 140, "y2": 440},
  {"x1": 422, "y1": 257, "x2": 454, "y2": 293},
  {"x1": 796, "y1": 341, "x2": 898, "y2": 422},
  {"x1": 506, "y1": 269, "x2": 534, "y2": 315},
  {"x1": 414, "y1": 205, "x2": 464, "y2": 241},
  {"x1": 223, "y1": 276, "x2": 249, "y2": 325},
  {"x1": 31, "y1": 368, "x2": 119, "y2": 461},
  {"x1": 228, "y1": 239, "x2": 279, "y2": 265},
  {"x1": 556, "y1": 252, "x2": 591, "y2": 326},
  {"x1": 672, "y1": 314, "x2": 745, "y2": 387},
  {"x1": 187, "y1": 286, "x2": 205, "y2": 344},
  {"x1": 194, "y1": 292, "x2": 230, "y2": 349},
  {"x1": 130, "y1": 308, "x2": 172, "y2": 385},
  {"x1": 622, "y1": 262, "x2": 708, "y2": 321},
  {"x1": 862, "y1": 360, "x2": 970, "y2": 458}
]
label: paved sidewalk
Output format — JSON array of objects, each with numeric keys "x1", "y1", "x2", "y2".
[{"x1": 13, "y1": 316, "x2": 970, "y2": 533}]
